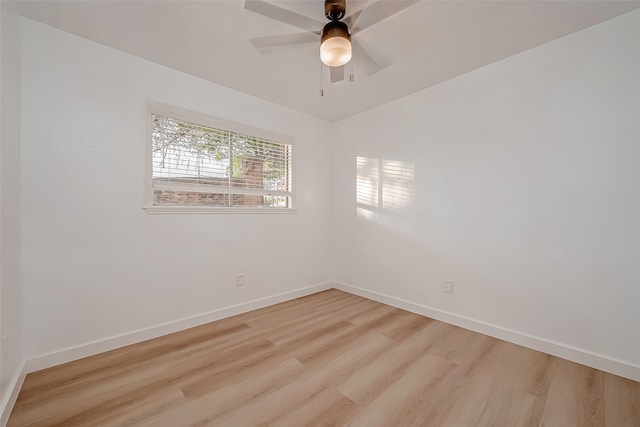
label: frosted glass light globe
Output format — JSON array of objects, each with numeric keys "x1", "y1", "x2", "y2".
[{"x1": 320, "y1": 37, "x2": 352, "y2": 67}]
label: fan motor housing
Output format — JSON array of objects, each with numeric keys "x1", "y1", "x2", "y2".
[
  {"x1": 321, "y1": 20, "x2": 351, "y2": 43},
  {"x1": 325, "y1": 0, "x2": 346, "y2": 20}
]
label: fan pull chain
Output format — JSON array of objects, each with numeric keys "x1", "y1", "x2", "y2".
[
  {"x1": 319, "y1": 62, "x2": 324, "y2": 97},
  {"x1": 349, "y1": 61, "x2": 354, "y2": 82}
]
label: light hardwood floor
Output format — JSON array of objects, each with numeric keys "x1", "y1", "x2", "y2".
[{"x1": 8, "y1": 289, "x2": 640, "y2": 426}]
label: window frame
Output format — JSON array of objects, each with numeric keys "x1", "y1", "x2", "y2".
[{"x1": 144, "y1": 102, "x2": 296, "y2": 214}]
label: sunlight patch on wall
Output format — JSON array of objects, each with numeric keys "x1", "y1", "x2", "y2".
[{"x1": 356, "y1": 156, "x2": 415, "y2": 221}]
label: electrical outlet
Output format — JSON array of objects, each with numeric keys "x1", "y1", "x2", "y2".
[
  {"x1": 444, "y1": 280, "x2": 454, "y2": 294},
  {"x1": 236, "y1": 275, "x2": 244, "y2": 287}
]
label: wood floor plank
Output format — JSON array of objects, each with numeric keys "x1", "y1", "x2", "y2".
[
  {"x1": 18, "y1": 321, "x2": 249, "y2": 400},
  {"x1": 540, "y1": 358, "x2": 606, "y2": 426},
  {"x1": 178, "y1": 320, "x2": 355, "y2": 400},
  {"x1": 137, "y1": 357, "x2": 305, "y2": 427},
  {"x1": 272, "y1": 387, "x2": 355, "y2": 427},
  {"x1": 205, "y1": 334, "x2": 395, "y2": 426},
  {"x1": 8, "y1": 289, "x2": 640, "y2": 426},
  {"x1": 604, "y1": 372, "x2": 640, "y2": 426},
  {"x1": 344, "y1": 353, "x2": 456, "y2": 427},
  {"x1": 421, "y1": 338, "x2": 525, "y2": 425},
  {"x1": 263, "y1": 297, "x2": 375, "y2": 345},
  {"x1": 337, "y1": 320, "x2": 451, "y2": 403}
]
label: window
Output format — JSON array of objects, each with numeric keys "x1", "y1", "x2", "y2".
[{"x1": 146, "y1": 104, "x2": 293, "y2": 213}]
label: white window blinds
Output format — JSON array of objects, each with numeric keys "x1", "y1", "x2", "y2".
[{"x1": 151, "y1": 112, "x2": 292, "y2": 209}]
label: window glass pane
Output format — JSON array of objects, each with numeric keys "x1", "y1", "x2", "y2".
[
  {"x1": 263, "y1": 195, "x2": 291, "y2": 208},
  {"x1": 230, "y1": 194, "x2": 290, "y2": 208},
  {"x1": 150, "y1": 110, "x2": 292, "y2": 209},
  {"x1": 231, "y1": 194, "x2": 264, "y2": 207},
  {"x1": 152, "y1": 114, "x2": 230, "y2": 184},
  {"x1": 153, "y1": 190, "x2": 230, "y2": 206},
  {"x1": 230, "y1": 134, "x2": 291, "y2": 192}
]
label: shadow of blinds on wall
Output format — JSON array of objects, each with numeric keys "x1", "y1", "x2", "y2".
[{"x1": 356, "y1": 156, "x2": 415, "y2": 220}]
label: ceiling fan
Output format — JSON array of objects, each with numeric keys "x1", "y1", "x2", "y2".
[{"x1": 245, "y1": 0, "x2": 419, "y2": 83}]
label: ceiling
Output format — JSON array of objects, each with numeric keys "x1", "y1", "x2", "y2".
[{"x1": 17, "y1": 0, "x2": 640, "y2": 122}]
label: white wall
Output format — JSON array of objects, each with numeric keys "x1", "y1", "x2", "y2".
[
  {"x1": 1, "y1": 0, "x2": 24, "y2": 418},
  {"x1": 20, "y1": 18, "x2": 332, "y2": 359},
  {"x1": 333, "y1": 10, "x2": 640, "y2": 370}
]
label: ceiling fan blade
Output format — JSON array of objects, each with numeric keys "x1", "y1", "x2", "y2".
[
  {"x1": 329, "y1": 66, "x2": 345, "y2": 83},
  {"x1": 344, "y1": 7, "x2": 365, "y2": 29},
  {"x1": 350, "y1": 0, "x2": 420, "y2": 31},
  {"x1": 250, "y1": 32, "x2": 319, "y2": 49},
  {"x1": 244, "y1": 0, "x2": 323, "y2": 32},
  {"x1": 352, "y1": 40, "x2": 380, "y2": 76}
]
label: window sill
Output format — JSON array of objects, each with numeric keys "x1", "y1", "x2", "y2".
[{"x1": 143, "y1": 205, "x2": 297, "y2": 214}]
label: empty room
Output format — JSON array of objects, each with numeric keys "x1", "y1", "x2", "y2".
[{"x1": 1, "y1": 0, "x2": 639, "y2": 425}]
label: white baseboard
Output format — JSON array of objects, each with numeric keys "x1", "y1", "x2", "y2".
[
  {"x1": 1, "y1": 361, "x2": 27, "y2": 427},
  {"x1": 24, "y1": 282, "x2": 332, "y2": 374},
  {"x1": 333, "y1": 281, "x2": 640, "y2": 382}
]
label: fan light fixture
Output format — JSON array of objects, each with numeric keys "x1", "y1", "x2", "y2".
[
  {"x1": 320, "y1": 13, "x2": 351, "y2": 67},
  {"x1": 247, "y1": 0, "x2": 420, "y2": 84}
]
